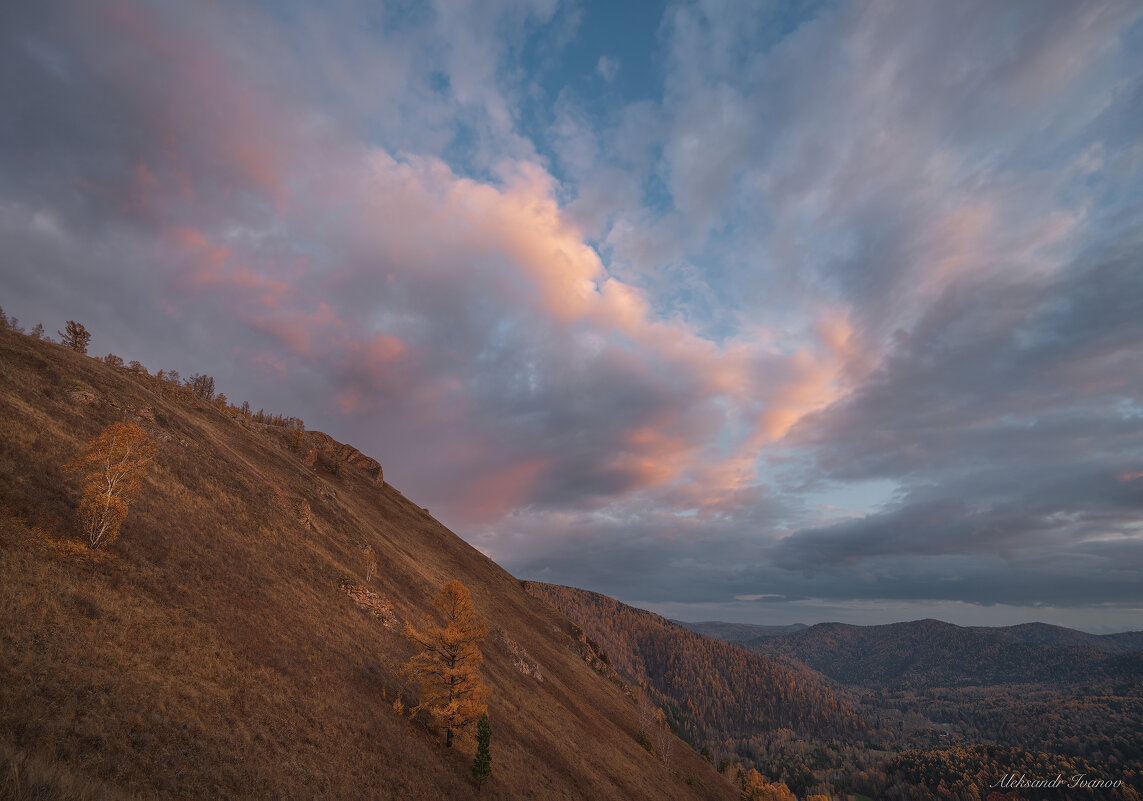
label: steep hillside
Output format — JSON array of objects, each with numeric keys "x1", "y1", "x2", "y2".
[
  {"x1": 746, "y1": 619, "x2": 1128, "y2": 689},
  {"x1": 0, "y1": 328, "x2": 734, "y2": 801},
  {"x1": 524, "y1": 583, "x2": 863, "y2": 746}
]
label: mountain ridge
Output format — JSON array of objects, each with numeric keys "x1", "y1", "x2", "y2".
[{"x1": 742, "y1": 618, "x2": 1142, "y2": 689}]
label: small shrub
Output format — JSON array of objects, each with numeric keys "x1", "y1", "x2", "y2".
[
  {"x1": 287, "y1": 424, "x2": 305, "y2": 452},
  {"x1": 364, "y1": 546, "x2": 378, "y2": 583},
  {"x1": 58, "y1": 320, "x2": 91, "y2": 353},
  {"x1": 472, "y1": 712, "x2": 491, "y2": 788}
]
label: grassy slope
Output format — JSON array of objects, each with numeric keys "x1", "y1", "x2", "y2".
[{"x1": 0, "y1": 329, "x2": 734, "y2": 801}]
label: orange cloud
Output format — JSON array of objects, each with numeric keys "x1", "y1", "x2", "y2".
[
  {"x1": 756, "y1": 311, "x2": 869, "y2": 442},
  {"x1": 607, "y1": 424, "x2": 703, "y2": 491},
  {"x1": 454, "y1": 457, "x2": 553, "y2": 523},
  {"x1": 167, "y1": 226, "x2": 291, "y2": 309},
  {"x1": 98, "y1": 1, "x2": 291, "y2": 209},
  {"x1": 135, "y1": 69, "x2": 878, "y2": 519}
]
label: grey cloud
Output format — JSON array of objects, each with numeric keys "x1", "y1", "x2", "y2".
[
  {"x1": 651, "y1": 0, "x2": 1143, "y2": 326},
  {"x1": 794, "y1": 248, "x2": 1143, "y2": 482},
  {"x1": 767, "y1": 243, "x2": 1143, "y2": 604},
  {"x1": 513, "y1": 514, "x2": 1143, "y2": 610},
  {"x1": 3, "y1": 0, "x2": 1143, "y2": 629}
]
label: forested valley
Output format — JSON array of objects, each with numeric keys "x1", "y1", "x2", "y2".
[{"x1": 532, "y1": 583, "x2": 1143, "y2": 801}]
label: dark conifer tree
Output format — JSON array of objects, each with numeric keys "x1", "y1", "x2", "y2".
[{"x1": 472, "y1": 712, "x2": 492, "y2": 789}]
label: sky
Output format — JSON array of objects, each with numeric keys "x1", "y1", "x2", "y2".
[{"x1": 2, "y1": 0, "x2": 1142, "y2": 633}]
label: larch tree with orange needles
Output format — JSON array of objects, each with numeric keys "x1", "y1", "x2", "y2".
[
  {"x1": 58, "y1": 320, "x2": 91, "y2": 353},
  {"x1": 741, "y1": 770, "x2": 796, "y2": 801},
  {"x1": 403, "y1": 580, "x2": 490, "y2": 747},
  {"x1": 64, "y1": 421, "x2": 157, "y2": 548}
]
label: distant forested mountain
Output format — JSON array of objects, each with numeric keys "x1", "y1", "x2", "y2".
[
  {"x1": 744, "y1": 618, "x2": 1140, "y2": 689},
  {"x1": 526, "y1": 589, "x2": 1143, "y2": 801},
  {"x1": 974, "y1": 622, "x2": 1143, "y2": 654}
]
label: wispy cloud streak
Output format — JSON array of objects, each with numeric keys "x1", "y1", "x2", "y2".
[{"x1": 1, "y1": 0, "x2": 1141, "y2": 628}]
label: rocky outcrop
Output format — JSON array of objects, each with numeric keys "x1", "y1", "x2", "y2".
[
  {"x1": 302, "y1": 430, "x2": 384, "y2": 486},
  {"x1": 492, "y1": 627, "x2": 544, "y2": 682},
  {"x1": 129, "y1": 404, "x2": 155, "y2": 422},
  {"x1": 275, "y1": 490, "x2": 314, "y2": 529},
  {"x1": 523, "y1": 582, "x2": 629, "y2": 694},
  {"x1": 341, "y1": 583, "x2": 398, "y2": 630}
]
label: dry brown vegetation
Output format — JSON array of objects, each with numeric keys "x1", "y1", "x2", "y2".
[
  {"x1": 403, "y1": 580, "x2": 490, "y2": 748},
  {"x1": 63, "y1": 422, "x2": 156, "y2": 548},
  {"x1": 0, "y1": 328, "x2": 734, "y2": 800}
]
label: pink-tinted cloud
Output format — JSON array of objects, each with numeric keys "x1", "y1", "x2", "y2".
[
  {"x1": 5, "y1": 0, "x2": 1142, "y2": 627},
  {"x1": 81, "y1": 1, "x2": 306, "y2": 220},
  {"x1": 168, "y1": 227, "x2": 292, "y2": 308},
  {"x1": 454, "y1": 457, "x2": 554, "y2": 523}
]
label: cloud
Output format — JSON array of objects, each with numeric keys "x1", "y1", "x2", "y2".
[
  {"x1": 0, "y1": 0, "x2": 854, "y2": 526},
  {"x1": 596, "y1": 55, "x2": 619, "y2": 82},
  {"x1": 1, "y1": 0, "x2": 1142, "y2": 628}
]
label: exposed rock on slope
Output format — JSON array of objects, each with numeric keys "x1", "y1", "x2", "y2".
[{"x1": 301, "y1": 429, "x2": 385, "y2": 486}]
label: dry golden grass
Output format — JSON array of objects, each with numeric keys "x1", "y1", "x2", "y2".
[{"x1": 0, "y1": 328, "x2": 734, "y2": 800}]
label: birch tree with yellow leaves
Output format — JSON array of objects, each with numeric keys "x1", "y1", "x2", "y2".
[{"x1": 64, "y1": 422, "x2": 156, "y2": 547}]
